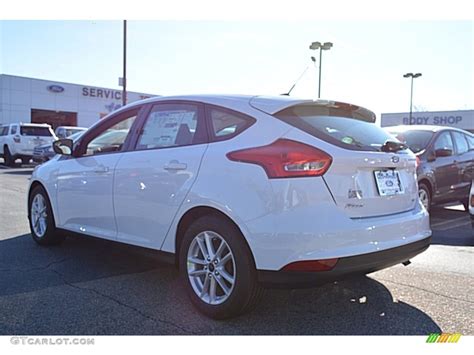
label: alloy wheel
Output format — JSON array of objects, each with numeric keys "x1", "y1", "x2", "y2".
[
  {"x1": 418, "y1": 188, "x2": 429, "y2": 210},
  {"x1": 187, "y1": 231, "x2": 236, "y2": 305},
  {"x1": 31, "y1": 194, "x2": 48, "y2": 238}
]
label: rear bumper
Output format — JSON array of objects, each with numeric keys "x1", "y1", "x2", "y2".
[{"x1": 258, "y1": 236, "x2": 431, "y2": 288}]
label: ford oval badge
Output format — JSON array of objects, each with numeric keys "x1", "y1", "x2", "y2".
[{"x1": 47, "y1": 85, "x2": 65, "y2": 93}]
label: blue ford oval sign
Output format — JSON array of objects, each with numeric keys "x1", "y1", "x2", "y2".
[{"x1": 47, "y1": 85, "x2": 65, "y2": 93}]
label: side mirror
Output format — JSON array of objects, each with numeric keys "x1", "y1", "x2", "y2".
[
  {"x1": 53, "y1": 139, "x2": 73, "y2": 156},
  {"x1": 426, "y1": 151, "x2": 436, "y2": 162},
  {"x1": 435, "y1": 148, "x2": 452, "y2": 157}
]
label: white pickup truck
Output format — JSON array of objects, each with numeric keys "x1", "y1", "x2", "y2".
[{"x1": 0, "y1": 123, "x2": 56, "y2": 166}]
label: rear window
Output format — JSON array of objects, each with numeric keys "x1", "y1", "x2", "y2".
[
  {"x1": 388, "y1": 130, "x2": 433, "y2": 153},
  {"x1": 208, "y1": 106, "x2": 255, "y2": 141},
  {"x1": 274, "y1": 104, "x2": 394, "y2": 152},
  {"x1": 20, "y1": 126, "x2": 53, "y2": 137}
]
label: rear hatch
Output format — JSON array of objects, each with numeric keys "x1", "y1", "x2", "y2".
[
  {"x1": 268, "y1": 100, "x2": 418, "y2": 218},
  {"x1": 20, "y1": 125, "x2": 56, "y2": 152}
]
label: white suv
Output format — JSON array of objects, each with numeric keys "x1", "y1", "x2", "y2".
[
  {"x1": 27, "y1": 95, "x2": 431, "y2": 319},
  {"x1": 0, "y1": 123, "x2": 56, "y2": 166}
]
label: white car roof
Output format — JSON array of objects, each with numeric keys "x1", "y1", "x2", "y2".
[
  {"x1": 117, "y1": 94, "x2": 372, "y2": 116},
  {"x1": 56, "y1": 126, "x2": 87, "y2": 130},
  {"x1": 16, "y1": 123, "x2": 52, "y2": 127}
]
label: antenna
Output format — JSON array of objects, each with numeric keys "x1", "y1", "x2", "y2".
[{"x1": 281, "y1": 57, "x2": 316, "y2": 96}]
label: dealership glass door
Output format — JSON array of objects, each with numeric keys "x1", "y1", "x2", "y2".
[{"x1": 31, "y1": 109, "x2": 78, "y2": 129}]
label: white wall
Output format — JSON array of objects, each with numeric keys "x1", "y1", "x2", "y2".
[{"x1": 0, "y1": 74, "x2": 156, "y2": 127}]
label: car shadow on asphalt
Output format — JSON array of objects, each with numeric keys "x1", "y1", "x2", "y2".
[{"x1": 0, "y1": 233, "x2": 442, "y2": 335}]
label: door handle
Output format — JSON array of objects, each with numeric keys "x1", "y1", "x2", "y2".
[
  {"x1": 94, "y1": 165, "x2": 109, "y2": 173},
  {"x1": 163, "y1": 160, "x2": 187, "y2": 171}
]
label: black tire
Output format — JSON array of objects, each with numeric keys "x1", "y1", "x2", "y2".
[
  {"x1": 179, "y1": 214, "x2": 264, "y2": 319},
  {"x1": 28, "y1": 185, "x2": 65, "y2": 245},
  {"x1": 462, "y1": 181, "x2": 472, "y2": 212},
  {"x1": 4, "y1": 145, "x2": 14, "y2": 167},
  {"x1": 462, "y1": 200, "x2": 469, "y2": 212},
  {"x1": 418, "y1": 182, "x2": 431, "y2": 212}
]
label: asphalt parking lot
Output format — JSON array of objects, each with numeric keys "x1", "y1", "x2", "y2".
[{"x1": 0, "y1": 163, "x2": 472, "y2": 335}]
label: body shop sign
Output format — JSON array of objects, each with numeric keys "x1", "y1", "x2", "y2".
[{"x1": 381, "y1": 110, "x2": 473, "y2": 130}]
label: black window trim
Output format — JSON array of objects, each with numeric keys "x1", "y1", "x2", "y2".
[
  {"x1": 129, "y1": 100, "x2": 209, "y2": 152},
  {"x1": 204, "y1": 103, "x2": 256, "y2": 143}
]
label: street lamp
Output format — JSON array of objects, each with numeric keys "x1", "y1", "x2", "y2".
[
  {"x1": 403, "y1": 72, "x2": 422, "y2": 121},
  {"x1": 309, "y1": 41, "x2": 333, "y2": 98},
  {"x1": 122, "y1": 20, "x2": 127, "y2": 107}
]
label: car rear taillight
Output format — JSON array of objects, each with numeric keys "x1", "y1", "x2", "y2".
[
  {"x1": 281, "y1": 258, "x2": 339, "y2": 272},
  {"x1": 470, "y1": 194, "x2": 474, "y2": 207},
  {"x1": 226, "y1": 139, "x2": 332, "y2": 178},
  {"x1": 416, "y1": 156, "x2": 421, "y2": 168},
  {"x1": 13, "y1": 135, "x2": 21, "y2": 143}
]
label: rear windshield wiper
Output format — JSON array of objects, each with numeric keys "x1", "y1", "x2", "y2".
[{"x1": 381, "y1": 140, "x2": 408, "y2": 153}]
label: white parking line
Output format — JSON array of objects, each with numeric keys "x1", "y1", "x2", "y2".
[
  {"x1": 435, "y1": 220, "x2": 471, "y2": 231},
  {"x1": 431, "y1": 217, "x2": 471, "y2": 231}
]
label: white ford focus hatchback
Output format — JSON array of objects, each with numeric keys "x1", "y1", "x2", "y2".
[{"x1": 28, "y1": 95, "x2": 431, "y2": 319}]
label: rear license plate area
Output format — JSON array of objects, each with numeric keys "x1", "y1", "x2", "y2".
[{"x1": 374, "y1": 169, "x2": 404, "y2": 196}]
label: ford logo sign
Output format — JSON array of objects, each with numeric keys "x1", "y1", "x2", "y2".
[
  {"x1": 391, "y1": 156, "x2": 400, "y2": 163},
  {"x1": 47, "y1": 85, "x2": 65, "y2": 93}
]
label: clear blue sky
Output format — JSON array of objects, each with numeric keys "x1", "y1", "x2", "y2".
[{"x1": 1, "y1": 20, "x2": 473, "y2": 118}]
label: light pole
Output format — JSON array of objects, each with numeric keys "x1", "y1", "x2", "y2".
[
  {"x1": 403, "y1": 72, "x2": 422, "y2": 121},
  {"x1": 122, "y1": 20, "x2": 127, "y2": 107},
  {"x1": 309, "y1": 41, "x2": 333, "y2": 98}
]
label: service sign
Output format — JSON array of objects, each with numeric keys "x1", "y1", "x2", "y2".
[{"x1": 381, "y1": 110, "x2": 473, "y2": 131}]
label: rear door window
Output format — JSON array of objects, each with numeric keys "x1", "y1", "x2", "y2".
[
  {"x1": 20, "y1": 126, "x2": 53, "y2": 137},
  {"x1": 452, "y1": 131, "x2": 469, "y2": 154},
  {"x1": 274, "y1": 104, "x2": 393, "y2": 151},
  {"x1": 136, "y1": 103, "x2": 206, "y2": 150},
  {"x1": 466, "y1": 134, "x2": 474, "y2": 151},
  {"x1": 10, "y1": 125, "x2": 18, "y2": 135}
]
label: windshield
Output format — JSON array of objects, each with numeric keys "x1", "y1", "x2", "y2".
[
  {"x1": 65, "y1": 128, "x2": 85, "y2": 137},
  {"x1": 388, "y1": 130, "x2": 433, "y2": 153},
  {"x1": 21, "y1": 126, "x2": 53, "y2": 137},
  {"x1": 68, "y1": 131, "x2": 85, "y2": 142},
  {"x1": 274, "y1": 105, "x2": 395, "y2": 152}
]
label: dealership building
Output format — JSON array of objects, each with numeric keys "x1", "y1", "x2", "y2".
[
  {"x1": 0, "y1": 74, "x2": 156, "y2": 129},
  {"x1": 381, "y1": 110, "x2": 474, "y2": 133}
]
